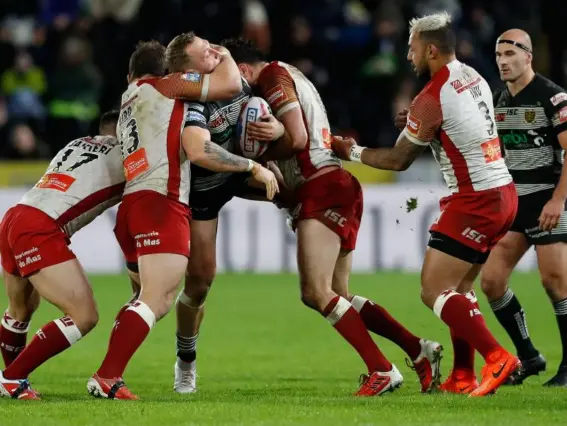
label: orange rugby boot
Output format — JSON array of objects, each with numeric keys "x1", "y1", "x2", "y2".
[
  {"x1": 87, "y1": 373, "x2": 138, "y2": 400},
  {"x1": 469, "y1": 350, "x2": 520, "y2": 397},
  {"x1": 439, "y1": 368, "x2": 479, "y2": 394}
]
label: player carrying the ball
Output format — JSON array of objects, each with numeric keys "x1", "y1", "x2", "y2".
[
  {"x1": 222, "y1": 38, "x2": 443, "y2": 396},
  {"x1": 332, "y1": 12, "x2": 520, "y2": 396}
]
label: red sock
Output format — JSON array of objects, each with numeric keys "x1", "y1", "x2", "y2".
[
  {"x1": 97, "y1": 301, "x2": 155, "y2": 379},
  {"x1": 450, "y1": 291, "x2": 479, "y2": 371},
  {"x1": 3, "y1": 316, "x2": 82, "y2": 380},
  {"x1": 434, "y1": 290, "x2": 501, "y2": 359},
  {"x1": 0, "y1": 312, "x2": 30, "y2": 368},
  {"x1": 107, "y1": 301, "x2": 135, "y2": 348},
  {"x1": 324, "y1": 296, "x2": 392, "y2": 373},
  {"x1": 352, "y1": 295, "x2": 422, "y2": 360}
]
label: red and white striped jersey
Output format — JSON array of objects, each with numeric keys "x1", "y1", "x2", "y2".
[
  {"x1": 257, "y1": 61, "x2": 341, "y2": 190},
  {"x1": 119, "y1": 76, "x2": 198, "y2": 204},
  {"x1": 19, "y1": 136, "x2": 125, "y2": 237},
  {"x1": 402, "y1": 60, "x2": 512, "y2": 193}
]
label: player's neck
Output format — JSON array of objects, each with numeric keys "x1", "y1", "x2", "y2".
[
  {"x1": 506, "y1": 69, "x2": 536, "y2": 96},
  {"x1": 429, "y1": 54, "x2": 457, "y2": 77}
]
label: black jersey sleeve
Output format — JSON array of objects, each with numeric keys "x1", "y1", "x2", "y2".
[
  {"x1": 184, "y1": 102, "x2": 210, "y2": 130},
  {"x1": 541, "y1": 78, "x2": 567, "y2": 135}
]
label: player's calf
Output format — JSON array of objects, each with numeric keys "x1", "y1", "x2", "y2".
[{"x1": 0, "y1": 273, "x2": 40, "y2": 368}]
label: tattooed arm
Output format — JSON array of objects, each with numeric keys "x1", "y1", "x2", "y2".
[
  {"x1": 182, "y1": 126, "x2": 280, "y2": 199},
  {"x1": 182, "y1": 126, "x2": 253, "y2": 172}
]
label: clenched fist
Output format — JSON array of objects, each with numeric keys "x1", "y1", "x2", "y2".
[
  {"x1": 331, "y1": 135, "x2": 357, "y2": 161},
  {"x1": 394, "y1": 108, "x2": 409, "y2": 130}
]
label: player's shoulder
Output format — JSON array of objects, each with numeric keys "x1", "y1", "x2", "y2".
[
  {"x1": 492, "y1": 85, "x2": 509, "y2": 107},
  {"x1": 533, "y1": 74, "x2": 567, "y2": 106},
  {"x1": 260, "y1": 61, "x2": 293, "y2": 81}
]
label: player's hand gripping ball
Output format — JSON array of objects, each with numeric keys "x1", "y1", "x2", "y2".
[{"x1": 237, "y1": 97, "x2": 279, "y2": 159}]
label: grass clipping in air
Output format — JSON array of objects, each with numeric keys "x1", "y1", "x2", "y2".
[{"x1": 406, "y1": 197, "x2": 418, "y2": 213}]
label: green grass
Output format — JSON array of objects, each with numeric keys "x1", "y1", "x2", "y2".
[{"x1": 1, "y1": 272, "x2": 566, "y2": 425}]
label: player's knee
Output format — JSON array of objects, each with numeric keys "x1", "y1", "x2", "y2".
[
  {"x1": 300, "y1": 286, "x2": 328, "y2": 312},
  {"x1": 541, "y1": 270, "x2": 567, "y2": 300},
  {"x1": 480, "y1": 272, "x2": 507, "y2": 301},
  {"x1": 72, "y1": 305, "x2": 99, "y2": 335},
  {"x1": 420, "y1": 288, "x2": 436, "y2": 309}
]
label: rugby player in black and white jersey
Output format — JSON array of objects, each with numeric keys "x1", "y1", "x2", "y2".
[
  {"x1": 480, "y1": 29, "x2": 567, "y2": 387},
  {"x1": 163, "y1": 33, "x2": 289, "y2": 393}
]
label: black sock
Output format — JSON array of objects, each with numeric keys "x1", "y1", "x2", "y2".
[
  {"x1": 490, "y1": 288, "x2": 539, "y2": 360},
  {"x1": 176, "y1": 331, "x2": 198, "y2": 363},
  {"x1": 553, "y1": 298, "x2": 567, "y2": 367}
]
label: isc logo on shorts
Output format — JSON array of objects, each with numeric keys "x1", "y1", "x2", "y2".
[
  {"x1": 324, "y1": 209, "x2": 347, "y2": 227},
  {"x1": 461, "y1": 227, "x2": 486, "y2": 243}
]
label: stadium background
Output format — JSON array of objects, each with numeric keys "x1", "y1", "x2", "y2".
[
  {"x1": 1, "y1": 1, "x2": 567, "y2": 422},
  {"x1": 1, "y1": 0, "x2": 561, "y2": 272}
]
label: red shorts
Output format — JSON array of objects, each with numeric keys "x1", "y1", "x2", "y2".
[
  {"x1": 0, "y1": 205, "x2": 75, "y2": 277},
  {"x1": 114, "y1": 191, "x2": 191, "y2": 264},
  {"x1": 294, "y1": 168, "x2": 363, "y2": 250},
  {"x1": 430, "y1": 182, "x2": 518, "y2": 253}
]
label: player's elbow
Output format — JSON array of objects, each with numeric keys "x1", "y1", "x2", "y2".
[
  {"x1": 391, "y1": 157, "x2": 412, "y2": 171},
  {"x1": 219, "y1": 75, "x2": 242, "y2": 99},
  {"x1": 289, "y1": 129, "x2": 308, "y2": 151}
]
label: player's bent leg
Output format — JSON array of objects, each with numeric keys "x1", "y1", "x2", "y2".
[
  {"x1": 481, "y1": 232, "x2": 543, "y2": 385},
  {"x1": 421, "y1": 245, "x2": 519, "y2": 397},
  {"x1": 536, "y1": 242, "x2": 567, "y2": 387},
  {"x1": 90, "y1": 253, "x2": 187, "y2": 400},
  {"x1": 175, "y1": 218, "x2": 218, "y2": 394},
  {"x1": 0, "y1": 272, "x2": 39, "y2": 368},
  {"x1": 1, "y1": 259, "x2": 98, "y2": 400},
  {"x1": 332, "y1": 250, "x2": 442, "y2": 393},
  {"x1": 297, "y1": 220, "x2": 400, "y2": 396}
]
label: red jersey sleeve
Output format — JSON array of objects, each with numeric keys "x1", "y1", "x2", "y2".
[
  {"x1": 402, "y1": 91, "x2": 443, "y2": 145},
  {"x1": 152, "y1": 72, "x2": 209, "y2": 102},
  {"x1": 257, "y1": 63, "x2": 300, "y2": 118}
]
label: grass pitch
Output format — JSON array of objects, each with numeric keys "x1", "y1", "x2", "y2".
[{"x1": 1, "y1": 272, "x2": 566, "y2": 425}]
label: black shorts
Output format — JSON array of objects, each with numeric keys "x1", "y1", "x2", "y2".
[
  {"x1": 428, "y1": 231, "x2": 490, "y2": 265},
  {"x1": 510, "y1": 189, "x2": 567, "y2": 245},
  {"x1": 189, "y1": 174, "x2": 266, "y2": 221}
]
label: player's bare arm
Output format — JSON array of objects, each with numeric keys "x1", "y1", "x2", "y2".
[
  {"x1": 204, "y1": 48, "x2": 243, "y2": 100},
  {"x1": 331, "y1": 133, "x2": 426, "y2": 171},
  {"x1": 539, "y1": 130, "x2": 567, "y2": 231},
  {"x1": 182, "y1": 126, "x2": 279, "y2": 199},
  {"x1": 258, "y1": 107, "x2": 308, "y2": 162}
]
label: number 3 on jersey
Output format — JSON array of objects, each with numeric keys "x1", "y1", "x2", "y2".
[{"x1": 121, "y1": 117, "x2": 149, "y2": 181}]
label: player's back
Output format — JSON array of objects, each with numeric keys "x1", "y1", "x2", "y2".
[
  {"x1": 19, "y1": 135, "x2": 124, "y2": 236},
  {"x1": 118, "y1": 79, "x2": 189, "y2": 203},
  {"x1": 424, "y1": 60, "x2": 512, "y2": 193},
  {"x1": 258, "y1": 62, "x2": 341, "y2": 189}
]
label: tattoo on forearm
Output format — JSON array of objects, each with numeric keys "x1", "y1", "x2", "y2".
[{"x1": 203, "y1": 140, "x2": 248, "y2": 170}]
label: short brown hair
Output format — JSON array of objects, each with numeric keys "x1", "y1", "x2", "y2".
[
  {"x1": 128, "y1": 40, "x2": 166, "y2": 79},
  {"x1": 166, "y1": 32, "x2": 196, "y2": 72}
]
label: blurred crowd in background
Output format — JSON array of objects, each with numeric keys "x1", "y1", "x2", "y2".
[{"x1": 0, "y1": 0, "x2": 565, "y2": 161}]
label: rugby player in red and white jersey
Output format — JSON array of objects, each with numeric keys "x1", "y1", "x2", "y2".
[
  {"x1": 332, "y1": 12, "x2": 521, "y2": 397},
  {"x1": 222, "y1": 38, "x2": 444, "y2": 397},
  {"x1": 87, "y1": 40, "x2": 278, "y2": 400},
  {"x1": 0, "y1": 111, "x2": 123, "y2": 400}
]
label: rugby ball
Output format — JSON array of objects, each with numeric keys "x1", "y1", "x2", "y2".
[{"x1": 237, "y1": 96, "x2": 272, "y2": 159}]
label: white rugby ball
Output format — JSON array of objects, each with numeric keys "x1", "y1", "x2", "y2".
[{"x1": 237, "y1": 96, "x2": 272, "y2": 159}]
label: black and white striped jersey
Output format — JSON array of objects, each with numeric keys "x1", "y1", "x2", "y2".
[
  {"x1": 184, "y1": 78, "x2": 252, "y2": 192},
  {"x1": 493, "y1": 74, "x2": 567, "y2": 196}
]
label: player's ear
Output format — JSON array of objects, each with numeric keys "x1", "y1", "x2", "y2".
[
  {"x1": 127, "y1": 73, "x2": 133, "y2": 84},
  {"x1": 237, "y1": 63, "x2": 248, "y2": 78}
]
